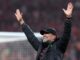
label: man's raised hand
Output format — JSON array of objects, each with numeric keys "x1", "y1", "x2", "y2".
[
  {"x1": 63, "y1": 2, "x2": 74, "y2": 18},
  {"x1": 15, "y1": 9, "x2": 24, "y2": 25}
]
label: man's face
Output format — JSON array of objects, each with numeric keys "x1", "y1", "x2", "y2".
[{"x1": 42, "y1": 33, "x2": 56, "y2": 42}]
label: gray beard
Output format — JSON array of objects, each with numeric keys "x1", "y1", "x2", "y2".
[{"x1": 43, "y1": 39, "x2": 48, "y2": 42}]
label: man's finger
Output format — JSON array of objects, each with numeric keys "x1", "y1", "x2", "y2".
[
  {"x1": 62, "y1": 9, "x2": 66, "y2": 12},
  {"x1": 16, "y1": 9, "x2": 21, "y2": 14},
  {"x1": 15, "y1": 13, "x2": 16, "y2": 15},
  {"x1": 16, "y1": 9, "x2": 20, "y2": 12},
  {"x1": 15, "y1": 13, "x2": 17, "y2": 17},
  {"x1": 67, "y1": 2, "x2": 73, "y2": 10},
  {"x1": 15, "y1": 13, "x2": 19, "y2": 18}
]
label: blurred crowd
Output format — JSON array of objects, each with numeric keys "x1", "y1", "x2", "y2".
[
  {"x1": 0, "y1": 40, "x2": 80, "y2": 60},
  {"x1": 0, "y1": 41, "x2": 36, "y2": 60},
  {"x1": 0, "y1": 0, "x2": 80, "y2": 60}
]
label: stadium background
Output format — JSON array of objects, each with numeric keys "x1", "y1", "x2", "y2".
[{"x1": 0, "y1": 0, "x2": 80, "y2": 60}]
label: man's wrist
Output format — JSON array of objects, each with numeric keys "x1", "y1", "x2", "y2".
[
  {"x1": 66, "y1": 15, "x2": 72, "y2": 18},
  {"x1": 19, "y1": 19, "x2": 24, "y2": 25}
]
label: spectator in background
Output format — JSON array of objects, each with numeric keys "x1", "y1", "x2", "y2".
[
  {"x1": 73, "y1": 40, "x2": 80, "y2": 60},
  {"x1": 63, "y1": 40, "x2": 80, "y2": 60},
  {"x1": 1, "y1": 49, "x2": 10, "y2": 60}
]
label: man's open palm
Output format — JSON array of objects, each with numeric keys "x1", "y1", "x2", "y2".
[
  {"x1": 15, "y1": 9, "x2": 23, "y2": 21},
  {"x1": 63, "y1": 2, "x2": 73, "y2": 16}
]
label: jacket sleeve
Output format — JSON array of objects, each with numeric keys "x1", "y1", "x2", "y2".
[
  {"x1": 56, "y1": 18, "x2": 72, "y2": 53},
  {"x1": 21, "y1": 23, "x2": 41, "y2": 51}
]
